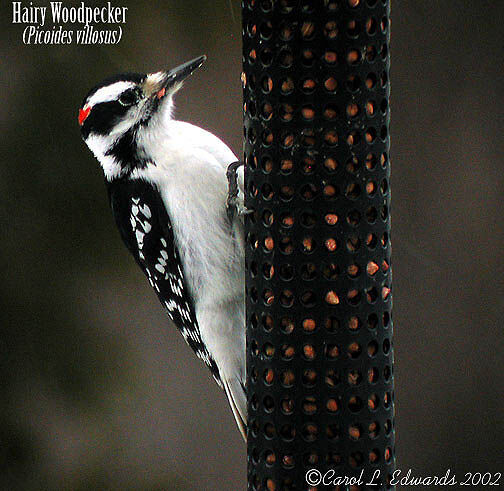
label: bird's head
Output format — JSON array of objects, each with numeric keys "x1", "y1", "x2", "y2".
[{"x1": 78, "y1": 55, "x2": 206, "y2": 180}]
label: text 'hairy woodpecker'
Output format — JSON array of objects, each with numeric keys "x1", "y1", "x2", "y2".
[{"x1": 78, "y1": 56, "x2": 247, "y2": 440}]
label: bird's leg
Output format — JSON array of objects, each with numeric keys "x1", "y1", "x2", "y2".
[{"x1": 226, "y1": 160, "x2": 252, "y2": 222}]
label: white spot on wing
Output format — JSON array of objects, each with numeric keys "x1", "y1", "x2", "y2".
[
  {"x1": 141, "y1": 204, "x2": 152, "y2": 218},
  {"x1": 135, "y1": 230, "x2": 144, "y2": 245}
]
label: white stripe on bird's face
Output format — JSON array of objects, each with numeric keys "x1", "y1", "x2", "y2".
[
  {"x1": 86, "y1": 81, "x2": 137, "y2": 107},
  {"x1": 85, "y1": 133, "x2": 124, "y2": 181}
]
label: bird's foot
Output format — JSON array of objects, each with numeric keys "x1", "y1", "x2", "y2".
[{"x1": 226, "y1": 161, "x2": 252, "y2": 222}]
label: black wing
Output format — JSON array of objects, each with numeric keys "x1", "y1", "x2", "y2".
[{"x1": 107, "y1": 177, "x2": 221, "y2": 385}]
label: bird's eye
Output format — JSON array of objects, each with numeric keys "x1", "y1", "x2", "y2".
[{"x1": 118, "y1": 88, "x2": 140, "y2": 106}]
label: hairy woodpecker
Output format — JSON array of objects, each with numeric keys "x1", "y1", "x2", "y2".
[{"x1": 78, "y1": 56, "x2": 247, "y2": 440}]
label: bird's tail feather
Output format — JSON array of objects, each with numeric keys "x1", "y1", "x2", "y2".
[{"x1": 223, "y1": 376, "x2": 247, "y2": 442}]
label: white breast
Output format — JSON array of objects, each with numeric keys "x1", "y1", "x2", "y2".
[{"x1": 133, "y1": 121, "x2": 245, "y2": 382}]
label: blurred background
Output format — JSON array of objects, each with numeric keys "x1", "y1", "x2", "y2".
[{"x1": 1, "y1": 0, "x2": 503, "y2": 489}]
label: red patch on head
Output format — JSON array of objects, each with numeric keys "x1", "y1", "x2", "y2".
[
  {"x1": 157, "y1": 88, "x2": 166, "y2": 99},
  {"x1": 78, "y1": 105, "x2": 91, "y2": 126}
]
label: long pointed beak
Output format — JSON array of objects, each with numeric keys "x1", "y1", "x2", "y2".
[
  {"x1": 146, "y1": 55, "x2": 207, "y2": 98},
  {"x1": 168, "y1": 55, "x2": 207, "y2": 85}
]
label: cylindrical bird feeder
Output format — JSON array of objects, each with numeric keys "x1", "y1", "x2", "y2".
[{"x1": 243, "y1": 0, "x2": 394, "y2": 489}]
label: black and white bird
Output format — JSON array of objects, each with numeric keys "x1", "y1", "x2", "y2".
[{"x1": 78, "y1": 56, "x2": 247, "y2": 439}]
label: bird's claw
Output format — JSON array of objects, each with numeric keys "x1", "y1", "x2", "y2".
[{"x1": 226, "y1": 161, "x2": 252, "y2": 222}]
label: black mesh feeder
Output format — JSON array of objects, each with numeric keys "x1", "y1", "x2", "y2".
[{"x1": 243, "y1": 0, "x2": 394, "y2": 489}]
